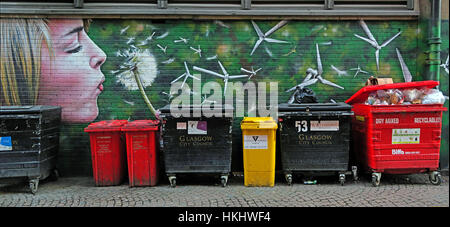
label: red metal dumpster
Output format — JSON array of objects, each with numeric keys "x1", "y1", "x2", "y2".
[
  {"x1": 84, "y1": 120, "x2": 128, "y2": 186},
  {"x1": 121, "y1": 120, "x2": 160, "y2": 187},
  {"x1": 346, "y1": 81, "x2": 447, "y2": 186}
]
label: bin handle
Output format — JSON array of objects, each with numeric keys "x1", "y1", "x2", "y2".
[
  {"x1": 0, "y1": 106, "x2": 33, "y2": 110},
  {"x1": 354, "y1": 124, "x2": 365, "y2": 132},
  {"x1": 372, "y1": 131, "x2": 381, "y2": 142},
  {"x1": 47, "y1": 134, "x2": 58, "y2": 139},
  {"x1": 432, "y1": 130, "x2": 441, "y2": 141}
]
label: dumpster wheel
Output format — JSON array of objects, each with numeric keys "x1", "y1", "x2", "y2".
[
  {"x1": 352, "y1": 166, "x2": 359, "y2": 181},
  {"x1": 220, "y1": 175, "x2": 228, "y2": 187},
  {"x1": 168, "y1": 175, "x2": 176, "y2": 188},
  {"x1": 339, "y1": 174, "x2": 346, "y2": 186},
  {"x1": 29, "y1": 179, "x2": 39, "y2": 194},
  {"x1": 48, "y1": 169, "x2": 59, "y2": 181},
  {"x1": 285, "y1": 173, "x2": 293, "y2": 186},
  {"x1": 371, "y1": 173, "x2": 381, "y2": 187},
  {"x1": 429, "y1": 171, "x2": 442, "y2": 186}
]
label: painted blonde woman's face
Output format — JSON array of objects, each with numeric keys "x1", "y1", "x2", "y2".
[{"x1": 37, "y1": 19, "x2": 106, "y2": 123}]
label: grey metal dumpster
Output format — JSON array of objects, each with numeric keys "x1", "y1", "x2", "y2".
[
  {"x1": 159, "y1": 104, "x2": 233, "y2": 187},
  {"x1": 278, "y1": 102, "x2": 357, "y2": 185},
  {"x1": 0, "y1": 106, "x2": 61, "y2": 194}
]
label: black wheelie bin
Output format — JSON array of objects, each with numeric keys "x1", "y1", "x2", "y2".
[
  {"x1": 278, "y1": 102, "x2": 356, "y2": 185},
  {"x1": 0, "y1": 106, "x2": 61, "y2": 194},
  {"x1": 159, "y1": 104, "x2": 233, "y2": 187}
]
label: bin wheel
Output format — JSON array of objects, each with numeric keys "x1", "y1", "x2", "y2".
[
  {"x1": 429, "y1": 172, "x2": 442, "y2": 186},
  {"x1": 339, "y1": 174, "x2": 346, "y2": 186},
  {"x1": 371, "y1": 173, "x2": 381, "y2": 187},
  {"x1": 169, "y1": 176, "x2": 177, "y2": 188},
  {"x1": 352, "y1": 166, "x2": 359, "y2": 181},
  {"x1": 29, "y1": 179, "x2": 39, "y2": 194},
  {"x1": 220, "y1": 175, "x2": 228, "y2": 187},
  {"x1": 285, "y1": 174, "x2": 293, "y2": 186},
  {"x1": 49, "y1": 169, "x2": 59, "y2": 181}
]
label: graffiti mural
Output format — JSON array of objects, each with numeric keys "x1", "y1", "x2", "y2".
[
  {"x1": 91, "y1": 19, "x2": 419, "y2": 120},
  {"x1": 0, "y1": 19, "x2": 106, "y2": 123},
  {"x1": 1, "y1": 18, "x2": 447, "y2": 175}
]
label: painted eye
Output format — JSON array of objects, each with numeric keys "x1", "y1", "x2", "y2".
[{"x1": 66, "y1": 45, "x2": 83, "y2": 54}]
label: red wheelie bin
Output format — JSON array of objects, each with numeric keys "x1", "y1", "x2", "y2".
[
  {"x1": 346, "y1": 81, "x2": 447, "y2": 186},
  {"x1": 121, "y1": 120, "x2": 160, "y2": 187},
  {"x1": 84, "y1": 120, "x2": 128, "y2": 186}
]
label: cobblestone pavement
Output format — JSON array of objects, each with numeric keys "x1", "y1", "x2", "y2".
[{"x1": 0, "y1": 173, "x2": 448, "y2": 207}]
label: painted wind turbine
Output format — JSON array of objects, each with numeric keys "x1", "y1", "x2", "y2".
[
  {"x1": 126, "y1": 37, "x2": 135, "y2": 45},
  {"x1": 190, "y1": 45, "x2": 202, "y2": 57},
  {"x1": 206, "y1": 55, "x2": 218, "y2": 61},
  {"x1": 193, "y1": 60, "x2": 248, "y2": 94},
  {"x1": 441, "y1": 54, "x2": 449, "y2": 74},
  {"x1": 156, "y1": 31, "x2": 169, "y2": 39},
  {"x1": 201, "y1": 94, "x2": 217, "y2": 105},
  {"x1": 354, "y1": 19, "x2": 402, "y2": 71},
  {"x1": 160, "y1": 91, "x2": 176, "y2": 104},
  {"x1": 214, "y1": 20, "x2": 230, "y2": 29},
  {"x1": 137, "y1": 32, "x2": 156, "y2": 46},
  {"x1": 331, "y1": 65, "x2": 348, "y2": 77},
  {"x1": 241, "y1": 66, "x2": 262, "y2": 79},
  {"x1": 395, "y1": 48, "x2": 412, "y2": 82},
  {"x1": 171, "y1": 61, "x2": 200, "y2": 89},
  {"x1": 174, "y1": 37, "x2": 189, "y2": 44},
  {"x1": 286, "y1": 43, "x2": 344, "y2": 93},
  {"x1": 349, "y1": 65, "x2": 369, "y2": 78},
  {"x1": 161, "y1": 58, "x2": 175, "y2": 64},
  {"x1": 120, "y1": 26, "x2": 130, "y2": 35},
  {"x1": 250, "y1": 20, "x2": 289, "y2": 56},
  {"x1": 156, "y1": 44, "x2": 167, "y2": 54},
  {"x1": 189, "y1": 91, "x2": 217, "y2": 105}
]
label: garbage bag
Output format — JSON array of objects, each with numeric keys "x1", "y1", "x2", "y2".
[
  {"x1": 422, "y1": 89, "x2": 446, "y2": 104},
  {"x1": 403, "y1": 88, "x2": 422, "y2": 103},
  {"x1": 288, "y1": 87, "x2": 318, "y2": 104}
]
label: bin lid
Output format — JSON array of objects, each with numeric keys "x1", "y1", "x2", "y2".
[
  {"x1": 0, "y1": 105, "x2": 61, "y2": 114},
  {"x1": 121, "y1": 120, "x2": 159, "y2": 131},
  {"x1": 240, "y1": 117, "x2": 278, "y2": 130},
  {"x1": 278, "y1": 102, "x2": 352, "y2": 112},
  {"x1": 345, "y1": 80, "x2": 439, "y2": 105},
  {"x1": 84, "y1": 120, "x2": 129, "y2": 132}
]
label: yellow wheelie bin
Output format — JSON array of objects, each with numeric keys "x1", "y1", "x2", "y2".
[{"x1": 240, "y1": 117, "x2": 278, "y2": 187}]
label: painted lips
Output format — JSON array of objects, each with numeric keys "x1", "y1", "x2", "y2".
[
  {"x1": 98, "y1": 83, "x2": 104, "y2": 91},
  {"x1": 97, "y1": 78, "x2": 105, "y2": 92}
]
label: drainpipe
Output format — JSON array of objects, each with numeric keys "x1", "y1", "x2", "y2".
[{"x1": 428, "y1": 0, "x2": 441, "y2": 88}]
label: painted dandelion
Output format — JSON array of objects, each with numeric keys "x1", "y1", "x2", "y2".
[{"x1": 113, "y1": 47, "x2": 159, "y2": 118}]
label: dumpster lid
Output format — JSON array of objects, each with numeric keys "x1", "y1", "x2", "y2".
[
  {"x1": 121, "y1": 120, "x2": 159, "y2": 131},
  {"x1": 84, "y1": 120, "x2": 129, "y2": 132},
  {"x1": 159, "y1": 104, "x2": 234, "y2": 113},
  {"x1": 241, "y1": 117, "x2": 275, "y2": 123},
  {"x1": 241, "y1": 117, "x2": 278, "y2": 129},
  {"x1": 0, "y1": 105, "x2": 61, "y2": 114},
  {"x1": 345, "y1": 81, "x2": 439, "y2": 105},
  {"x1": 278, "y1": 102, "x2": 352, "y2": 112}
]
